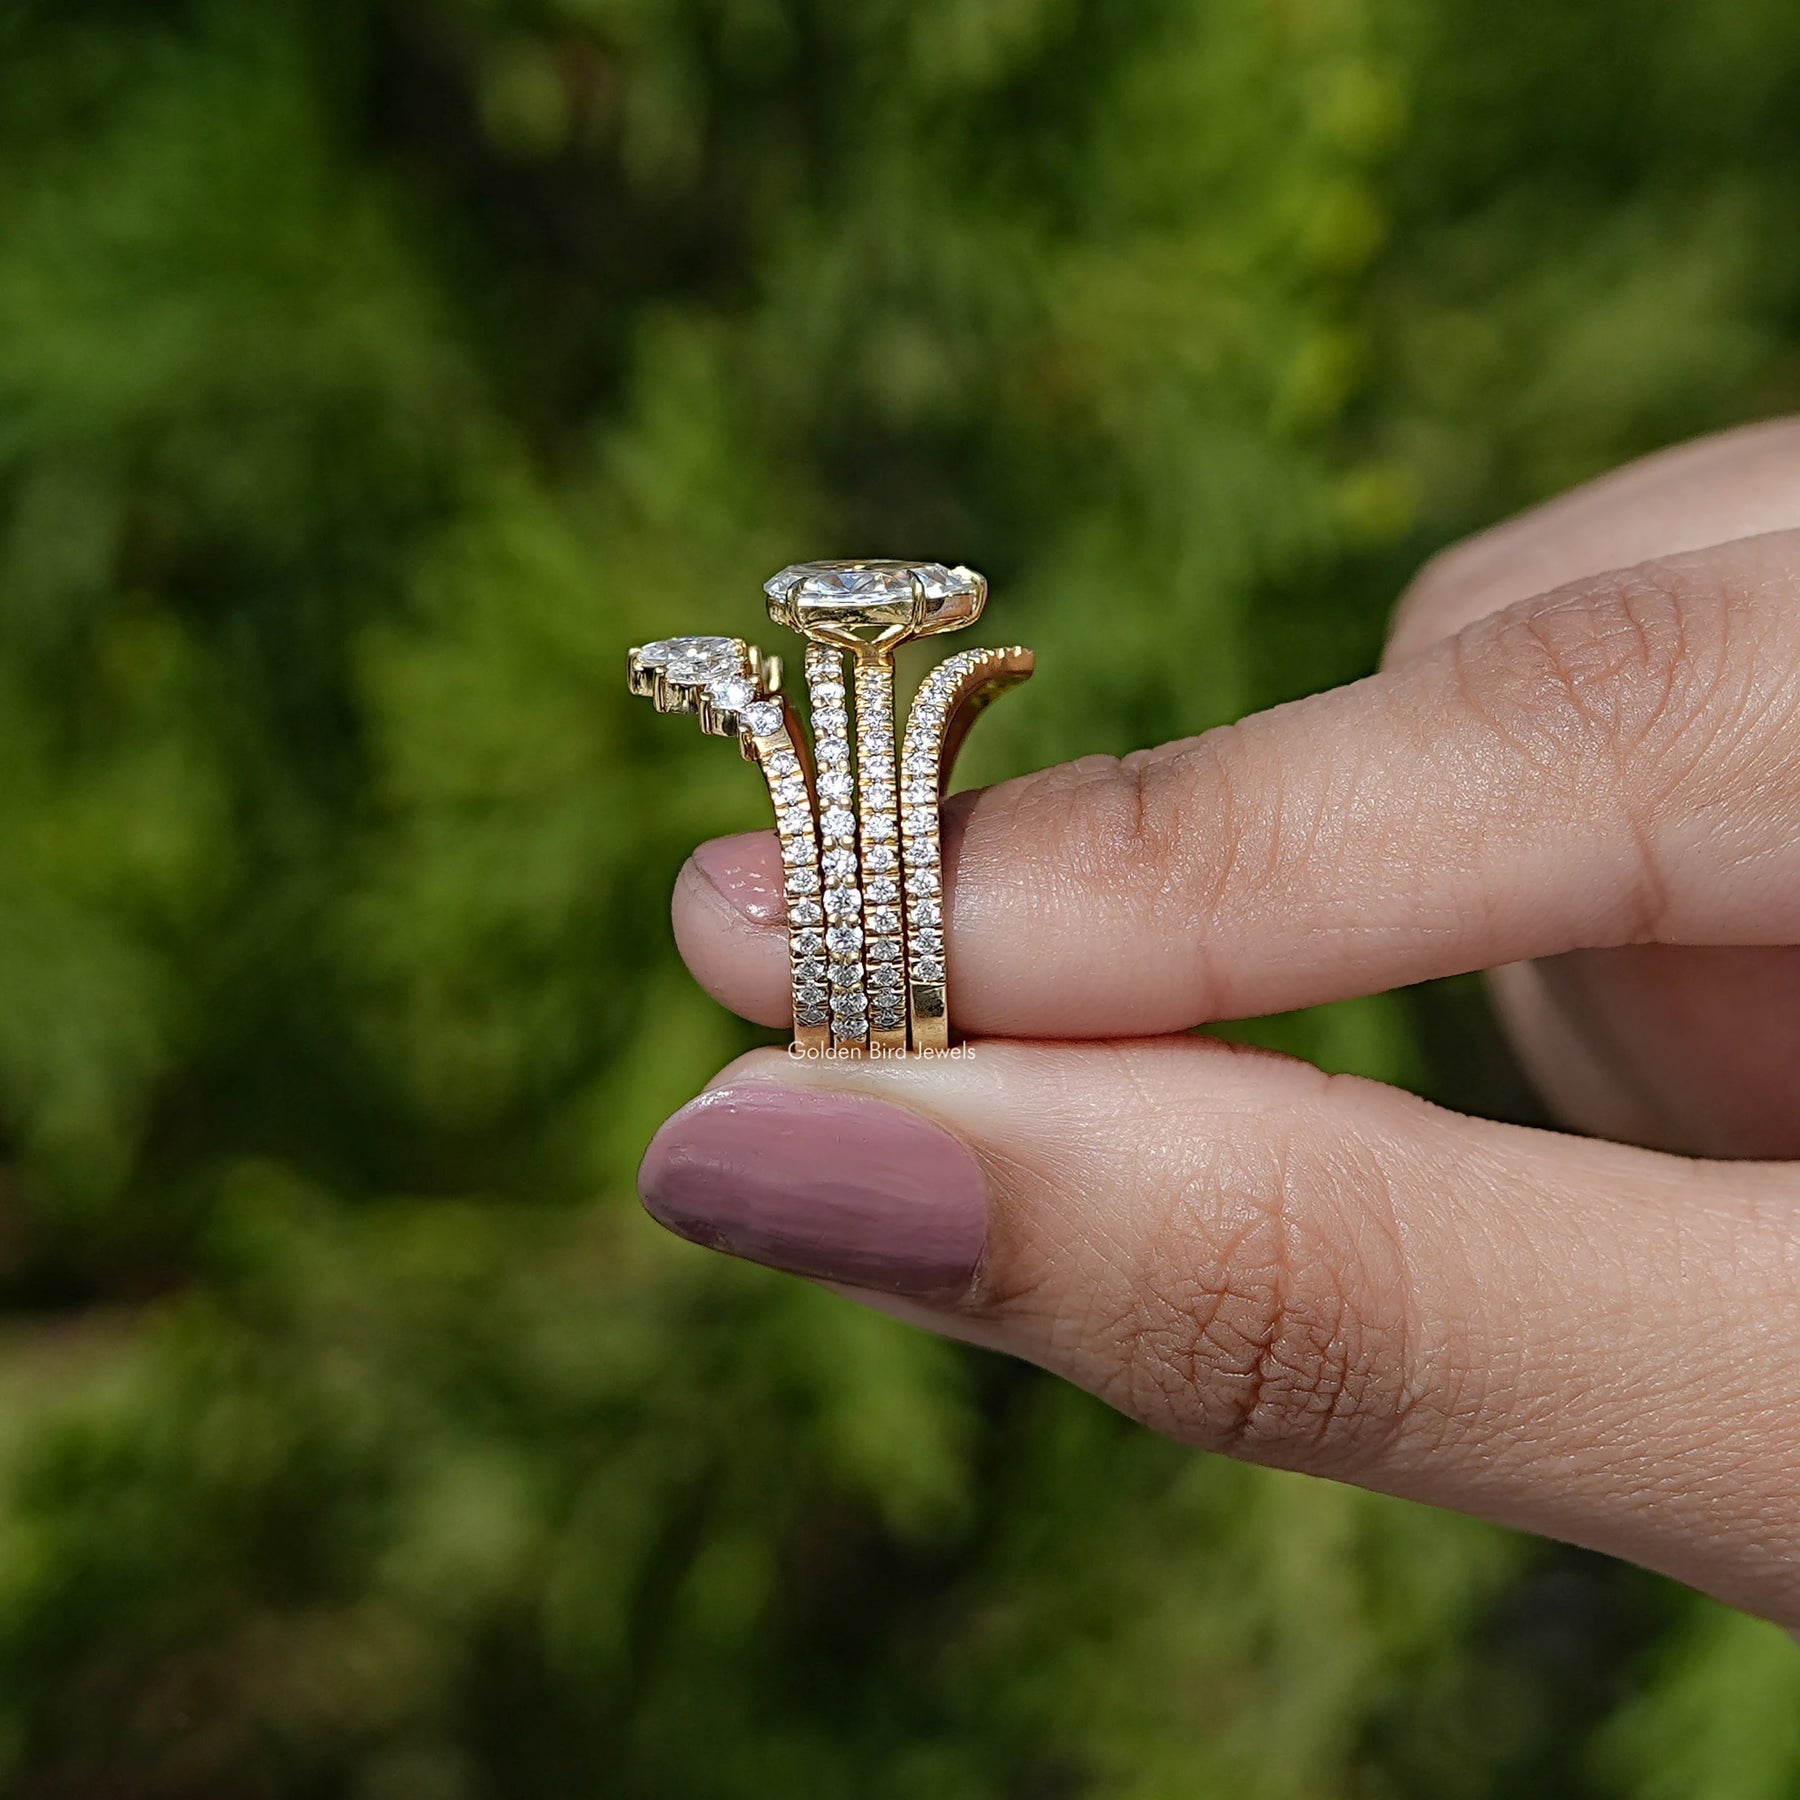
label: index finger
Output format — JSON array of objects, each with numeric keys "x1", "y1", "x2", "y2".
[{"x1": 676, "y1": 446, "x2": 1800, "y2": 1038}]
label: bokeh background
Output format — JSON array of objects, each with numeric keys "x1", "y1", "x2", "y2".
[{"x1": 4, "y1": 0, "x2": 1800, "y2": 1794}]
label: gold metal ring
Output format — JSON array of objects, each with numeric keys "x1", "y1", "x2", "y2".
[{"x1": 629, "y1": 563, "x2": 1034, "y2": 1054}]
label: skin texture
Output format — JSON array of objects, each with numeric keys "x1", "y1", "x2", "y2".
[{"x1": 642, "y1": 419, "x2": 1800, "y2": 1627}]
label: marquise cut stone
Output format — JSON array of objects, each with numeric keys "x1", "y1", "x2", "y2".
[{"x1": 637, "y1": 636, "x2": 743, "y2": 684}]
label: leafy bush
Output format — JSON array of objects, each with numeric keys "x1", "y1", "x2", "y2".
[{"x1": 1, "y1": 1, "x2": 1797, "y2": 1793}]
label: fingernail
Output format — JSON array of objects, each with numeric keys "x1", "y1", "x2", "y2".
[
  {"x1": 690, "y1": 833, "x2": 786, "y2": 927},
  {"x1": 638, "y1": 1085, "x2": 987, "y2": 1298}
]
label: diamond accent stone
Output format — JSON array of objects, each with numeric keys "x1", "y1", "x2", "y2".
[
  {"x1": 821, "y1": 849, "x2": 858, "y2": 881},
  {"x1": 862, "y1": 845, "x2": 898, "y2": 873},
  {"x1": 912, "y1": 897, "x2": 941, "y2": 927},
  {"x1": 818, "y1": 770, "x2": 853, "y2": 803},
  {"x1": 911, "y1": 927, "x2": 943, "y2": 957},
  {"x1": 828, "y1": 959, "x2": 865, "y2": 988},
  {"x1": 826, "y1": 924, "x2": 863, "y2": 956},
  {"x1": 824, "y1": 888, "x2": 861, "y2": 921},
  {"x1": 742, "y1": 701, "x2": 783, "y2": 736},
  {"x1": 866, "y1": 906, "x2": 901, "y2": 934},
  {"x1": 637, "y1": 636, "x2": 743, "y2": 684},
  {"x1": 707, "y1": 676, "x2": 757, "y2": 715},
  {"x1": 913, "y1": 956, "x2": 946, "y2": 983},
  {"x1": 821, "y1": 808, "x2": 856, "y2": 840},
  {"x1": 787, "y1": 868, "x2": 820, "y2": 896},
  {"x1": 768, "y1": 752, "x2": 801, "y2": 780},
  {"x1": 865, "y1": 877, "x2": 900, "y2": 905},
  {"x1": 787, "y1": 899, "x2": 823, "y2": 928},
  {"x1": 796, "y1": 1003, "x2": 829, "y2": 1027},
  {"x1": 795, "y1": 957, "x2": 827, "y2": 983},
  {"x1": 867, "y1": 939, "x2": 902, "y2": 963},
  {"x1": 813, "y1": 709, "x2": 849, "y2": 737},
  {"x1": 792, "y1": 928, "x2": 824, "y2": 958},
  {"x1": 906, "y1": 870, "x2": 941, "y2": 896}
]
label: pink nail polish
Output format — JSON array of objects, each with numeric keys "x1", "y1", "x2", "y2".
[
  {"x1": 690, "y1": 833, "x2": 787, "y2": 927},
  {"x1": 638, "y1": 1085, "x2": 987, "y2": 1298}
]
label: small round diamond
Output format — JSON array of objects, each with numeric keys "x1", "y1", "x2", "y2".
[
  {"x1": 865, "y1": 877, "x2": 900, "y2": 905},
  {"x1": 862, "y1": 845, "x2": 898, "y2": 873},
  {"x1": 868, "y1": 964, "x2": 905, "y2": 992},
  {"x1": 826, "y1": 924, "x2": 863, "y2": 956},
  {"x1": 818, "y1": 770, "x2": 854, "y2": 803},
  {"x1": 866, "y1": 906, "x2": 900, "y2": 934},
  {"x1": 913, "y1": 956, "x2": 946, "y2": 983},
  {"x1": 906, "y1": 870, "x2": 940, "y2": 896},
  {"x1": 813, "y1": 708, "x2": 849, "y2": 737},
  {"x1": 792, "y1": 928, "x2": 824, "y2": 958},
  {"x1": 912, "y1": 897, "x2": 942, "y2": 927},
  {"x1": 911, "y1": 927, "x2": 943, "y2": 957},
  {"x1": 767, "y1": 752, "x2": 801, "y2": 780},
  {"x1": 787, "y1": 867, "x2": 820, "y2": 896},
  {"x1": 822, "y1": 848, "x2": 858, "y2": 881},
  {"x1": 797, "y1": 981, "x2": 830, "y2": 1009},
  {"x1": 867, "y1": 939, "x2": 902, "y2": 964},
  {"x1": 821, "y1": 808, "x2": 856, "y2": 841},
  {"x1": 707, "y1": 676, "x2": 757, "y2": 715},
  {"x1": 824, "y1": 888, "x2": 862, "y2": 921},
  {"x1": 742, "y1": 701, "x2": 783, "y2": 736},
  {"x1": 794, "y1": 957, "x2": 827, "y2": 983},
  {"x1": 796, "y1": 1003, "x2": 829, "y2": 1027},
  {"x1": 828, "y1": 959, "x2": 865, "y2": 989},
  {"x1": 788, "y1": 899, "x2": 823, "y2": 928}
]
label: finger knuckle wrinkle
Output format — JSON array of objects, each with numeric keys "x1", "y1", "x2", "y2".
[
  {"x1": 1018, "y1": 745, "x2": 1216, "y2": 918},
  {"x1": 1460, "y1": 567, "x2": 1732, "y2": 769},
  {"x1": 1105, "y1": 1127, "x2": 1411, "y2": 1470}
]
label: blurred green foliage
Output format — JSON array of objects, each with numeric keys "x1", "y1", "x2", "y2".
[{"x1": 1, "y1": 0, "x2": 1799, "y2": 1793}]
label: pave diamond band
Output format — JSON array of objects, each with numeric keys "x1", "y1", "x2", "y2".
[
  {"x1": 629, "y1": 560, "x2": 1032, "y2": 1054},
  {"x1": 899, "y1": 646, "x2": 1035, "y2": 1050}
]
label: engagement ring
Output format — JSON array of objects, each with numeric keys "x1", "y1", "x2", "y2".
[{"x1": 628, "y1": 563, "x2": 1033, "y2": 1053}]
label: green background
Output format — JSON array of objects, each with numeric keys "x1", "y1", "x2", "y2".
[{"x1": 2, "y1": 0, "x2": 1798, "y2": 1793}]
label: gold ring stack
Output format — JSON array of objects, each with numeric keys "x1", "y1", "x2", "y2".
[{"x1": 629, "y1": 562, "x2": 1033, "y2": 1054}]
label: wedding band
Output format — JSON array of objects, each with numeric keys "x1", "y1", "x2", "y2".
[
  {"x1": 629, "y1": 561, "x2": 1033, "y2": 1054},
  {"x1": 627, "y1": 633, "x2": 828, "y2": 1054},
  {"x1": 899, "y1": 645, "x2": 1035, "y2": 1050}
]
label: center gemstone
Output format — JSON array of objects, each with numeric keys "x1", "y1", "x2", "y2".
[{"x1": 795, "y1": 565, "x2": 916, "y2": 606}]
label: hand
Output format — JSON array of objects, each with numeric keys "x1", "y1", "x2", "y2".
[{"x1": 640, "y1": 419, "x2": 1800, "y2": 1626}]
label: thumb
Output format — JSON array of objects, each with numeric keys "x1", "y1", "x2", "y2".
[{"x1": 639, "y1": 1040, "x2": 1800, "y2": 1624}]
